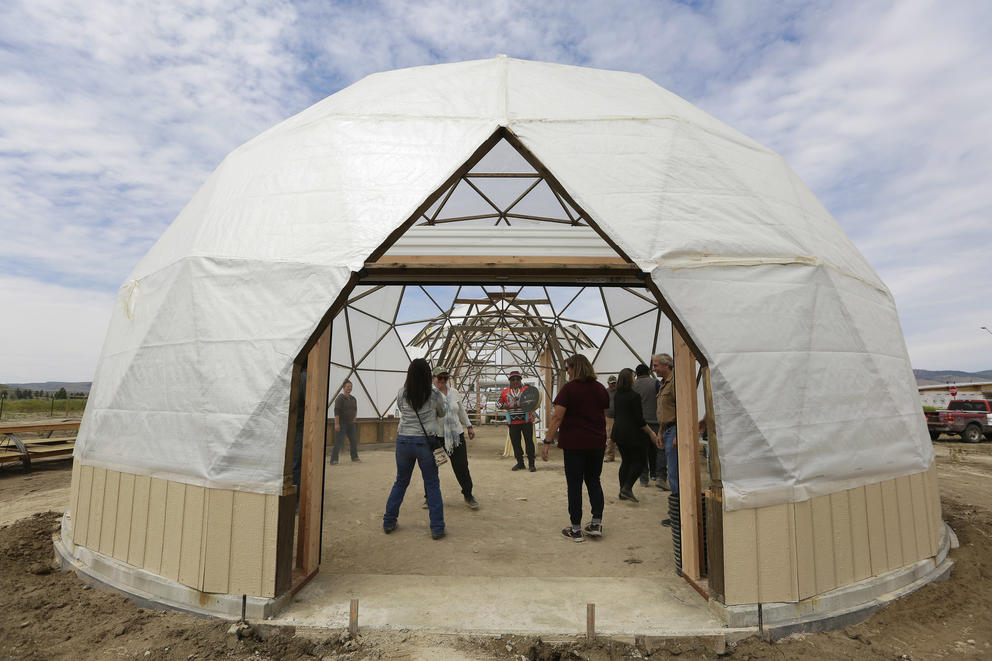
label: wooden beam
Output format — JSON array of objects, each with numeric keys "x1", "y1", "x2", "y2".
[
  {"x1": 701, "y1": 365, "x2": 725, "y2": 601},
  {"x1": 284, "y1": 363, "x2": 304, "y2": 493},
  {"x1": 371, "y1": 255, "x2": 629, "y2": 266},
  {"x1": 448, "y1": 325, "x2": 551, "y2": 333},
  {"x1": 541, "y1": 345, "x2": 553, "y2": 432},
  {"x1": 0, "y1": 420, "x2": 80, "y2": 434},
  {"x1": 296, "y1": 324, "x2": 330, "y2": 575},
  {"x1": 453, "y1": 298, "x2": 551, "y2": 305},
  {"x1": 674, "y1": 325, "x2": 703, "y2": 581},
  {"x1": 360, "y1": 265, "x2": 647, "y2": 286},
  {"x1": 702, "y1": 366, "x2": 722, "y2": 485}
]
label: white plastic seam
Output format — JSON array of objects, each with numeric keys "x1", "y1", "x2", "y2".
[{"x1": 657, "y1": 254, "x2": 891, "y2": 296}]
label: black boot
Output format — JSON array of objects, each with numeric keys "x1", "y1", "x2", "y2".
[
  {"x1": 528, "y1": 459, "x2": 536, "y2": 472},
  {"x1": 511, "y1": 461, "x2": 526, "y2": 471}
]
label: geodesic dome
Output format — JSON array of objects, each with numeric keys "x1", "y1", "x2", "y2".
[{"x1": 75, "y1": 55, "x2": 932, "y2": 512}]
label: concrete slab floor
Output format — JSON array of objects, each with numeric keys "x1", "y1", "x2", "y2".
[
  {"x1": 271, "y1": 572, "x2": 737, "y2": 637},
  {"x1": 277, "y1": 427, "x2": 738, "y2": 637}
]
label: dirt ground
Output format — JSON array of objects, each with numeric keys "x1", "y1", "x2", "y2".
[
  {"x1": 1, "y1": 430, "x2": 990, "y2": 660},
  {"x1": 321, "y1": 425, "x2": 679, "y2": 579}
]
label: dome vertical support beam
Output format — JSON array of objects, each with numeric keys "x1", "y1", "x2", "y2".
[
  {"x1": 702, "y1": 365, "x2": 726, "y2": 602},
  {"x1": 674, "y1": 326, "x2": 704, "y2": 582},
  {"x1": 296, "y1": 324, "x2": 331, "y2": 581}
]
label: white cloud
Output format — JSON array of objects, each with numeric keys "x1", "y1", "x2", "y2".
[
  {"x1": 1, "y1": 0, "x2": 991, "y2": 379},
  {"x1": 0, "y1": 276, "x2": 116, "y2": 382}
]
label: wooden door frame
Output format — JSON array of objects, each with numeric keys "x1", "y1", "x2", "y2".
[{"x1": 278, "y1": 124, "x2": 722, "y2": 600}]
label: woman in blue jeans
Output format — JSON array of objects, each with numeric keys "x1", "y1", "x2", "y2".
[{"x1": 383, "y1": 358, "x2": 447, "y2": 539}]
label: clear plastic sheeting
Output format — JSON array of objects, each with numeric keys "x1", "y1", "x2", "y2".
[{"x1": 76, "y1": 57, "x2": 932, "y2": 508}]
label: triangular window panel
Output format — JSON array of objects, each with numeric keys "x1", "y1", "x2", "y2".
[
  {"x1": 372, "y1": 134, "x2": 632, "y2": 264},
  {"x1": 347, "y1": 309, "x2": 392, "y2": 368},
  {"x1": 615, "y1": 311, "x2": 669, "y2": 365},
  {"x1": 349, "y1": 286, "x2": 402, "y2": 324},
  {"x1": 470, "y1": 138, "x2": 534, "y2": 173},
  {"x1": 602, "y1": 287, "x2": 658, "y2": 325}
]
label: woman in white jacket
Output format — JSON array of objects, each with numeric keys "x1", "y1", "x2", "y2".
[{"x1": 432, "y1": 365, "x2": 479, "y2": 509}]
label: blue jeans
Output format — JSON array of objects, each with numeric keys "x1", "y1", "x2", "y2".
[
  {"x1": 663, "y1": 425, "x2": 679, "y2": 494},
  {"x1": 384, "y1": 435, "x2": 445, "y2": 534}
]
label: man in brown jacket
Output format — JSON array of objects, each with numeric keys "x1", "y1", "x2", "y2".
[{"x1": 652, "y1": 353, "x2": 677, "y2": 494}]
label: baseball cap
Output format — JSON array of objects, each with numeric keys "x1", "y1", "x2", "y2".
[
  {"x1": 607, "y1": 375, "x2": 617, "y2": 383},
  {"x1": 508, "y1": 370, "x2": 522, "y2": 380},
  {"x1": 431, "y1": 365, "x2": 449, "y2": 376}
]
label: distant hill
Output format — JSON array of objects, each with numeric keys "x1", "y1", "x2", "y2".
[
  {"x1": 914, "y1": 369, "x2": 992, "y2": 386},
  {"x1": 0, "y1": 381, "x2": 92, "y2": 394}
]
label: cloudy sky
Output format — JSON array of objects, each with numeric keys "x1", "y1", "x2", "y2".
[{"x1": 1, "y1": 0, "x2": 990, "y2": 383}]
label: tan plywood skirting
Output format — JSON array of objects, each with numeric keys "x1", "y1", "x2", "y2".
[
  {"x1": 161, "y1": 481, "x2": 186, "y2": 582},
  {"x1": 99, "y1": 470, "x2": 120, "y2": 557},
  {"x1": 67, "y1": 466, "x2": 282, "y2": 599},
  {"x1": 114, "y1": 472, "x2": 135, "y2": 562},
  {"x1": 144, "y1": 478, "x2": 168, "y2": 574},
  {"x1": 722, "y1": 467, "x2": 942, "y2": 605},
  {"x1": 829, "y1": 492, "x2": 854, "y2": 588},
  {"x1": 230, "y1": 491, "x2": 267, "y2": 596},
  {"x1": 864, "y1": 481, "x2": 888, "y2": 573},
  {"x1": 793, "y1": 499, "x2": 816, "y2": 600},
  {"x1": 88, "y1": 468, "x2": 106, "y2": 553},
  {"x1": 202, "y1": 489, "x2": 235, "y2": 594},
  {"x1": 178, "y1": 485, "x2": 205, "y2": 589},
  {"x1": 756, "y1": 504, "x2": 797, "y2": 603},
  {"x1": 721, "y1": 507, "x2": 758, "y2": 605},
  {"x1": 74, "y1": 465, "x2": 94, "y2": 548},
  {"x1": 847, "y1": 486, "x2": 872, "y2": 582},
  {"x1": 128, "y1": 475, "x2": 151, "y2": 567},
  {"x1": 879, "y1": 479, "x2": 903, "y2": 570},
  {"x1": 68, "y1": 461, "x2": 81, "y2": 549}
]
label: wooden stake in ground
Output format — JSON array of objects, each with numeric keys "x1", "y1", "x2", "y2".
[
  {"x1": 349, "y1": 598, "x2": 359, "y2": 637},
  {"x1": 586, "y1": 602, "x2": 595, "y2": 639}
]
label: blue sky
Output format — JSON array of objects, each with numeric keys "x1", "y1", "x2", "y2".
[{"x1": 1, "y1": 0, "x2": 991, "y2": 382}]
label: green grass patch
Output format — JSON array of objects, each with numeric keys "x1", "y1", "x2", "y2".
[{"x1": 0, "y1": 397, "x2": 87, "y2": 418}]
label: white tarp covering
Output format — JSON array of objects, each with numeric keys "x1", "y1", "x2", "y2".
[{"x1": 75, "y1": 56, "x2": 932, "y2": 509}]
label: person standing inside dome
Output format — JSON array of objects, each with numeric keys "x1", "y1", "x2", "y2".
[
  {"x1": 432, "y1": 366, "x2": 479, "y2": 510},
  {"x1": 541, "y1": 354, "x2": 610, "y2": 542},
  {"x1": 498, "y1": 370, "x2": 537, "y2": 472},
  {"x1": 383, "y1": 358, "x2": 447, "y2": 539},
  {"x1": 611, "y1": 368, "x2": 660, "y2": 502}
]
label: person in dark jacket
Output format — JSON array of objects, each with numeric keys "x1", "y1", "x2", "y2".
[
  {"x1": 331, "y1": 379, "x2": 360, "y2": 464},
  {"x1": 604, "y1": 375, "x2": 617, "y2": 462},
  {"x1": 541, "y1": 354, "x2": 610, "y2": 542},
  {"x1": 633, "y1": 363, "x2": 661, "y2": 486},
  {"x1": 611, "y1": 368, "x2": 660, "y2": 502}
]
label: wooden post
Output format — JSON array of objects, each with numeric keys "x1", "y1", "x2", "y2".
[
  {"x1": 541, "y1": 345, "x2": 553, "y2": 432},
  {"x1": 349, "y1": 598, "x2": 359, "y2": 637},
  {"x1": 673, "y1": 326, "x2": 702, "y2": 580},
  {"x1": 586, "y1": 602, "x2": 595, "y2": 639},
  {"x1": 702, "y1": 366, "x2": 725, "y2": 600},
  {"x1": 296, "y1": 324, "x2": 331, "y2": 575}
]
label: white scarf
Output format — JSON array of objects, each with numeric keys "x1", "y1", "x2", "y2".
[{"x1": 435, "y1": 386, "x2": 463, "y2": 453}]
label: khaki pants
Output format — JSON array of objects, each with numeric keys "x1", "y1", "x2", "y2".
[{"x1": 605, "y1": 418, "x2": 616, "y2": 460}]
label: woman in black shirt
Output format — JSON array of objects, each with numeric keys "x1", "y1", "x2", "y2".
[{"x1": 611, "y1": 368, "x2": 659, "y2": 502}]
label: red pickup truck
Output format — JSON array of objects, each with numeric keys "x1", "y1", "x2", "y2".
[{"x1": 926, "y1": 400, "x2": 992, "y2": 443}]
